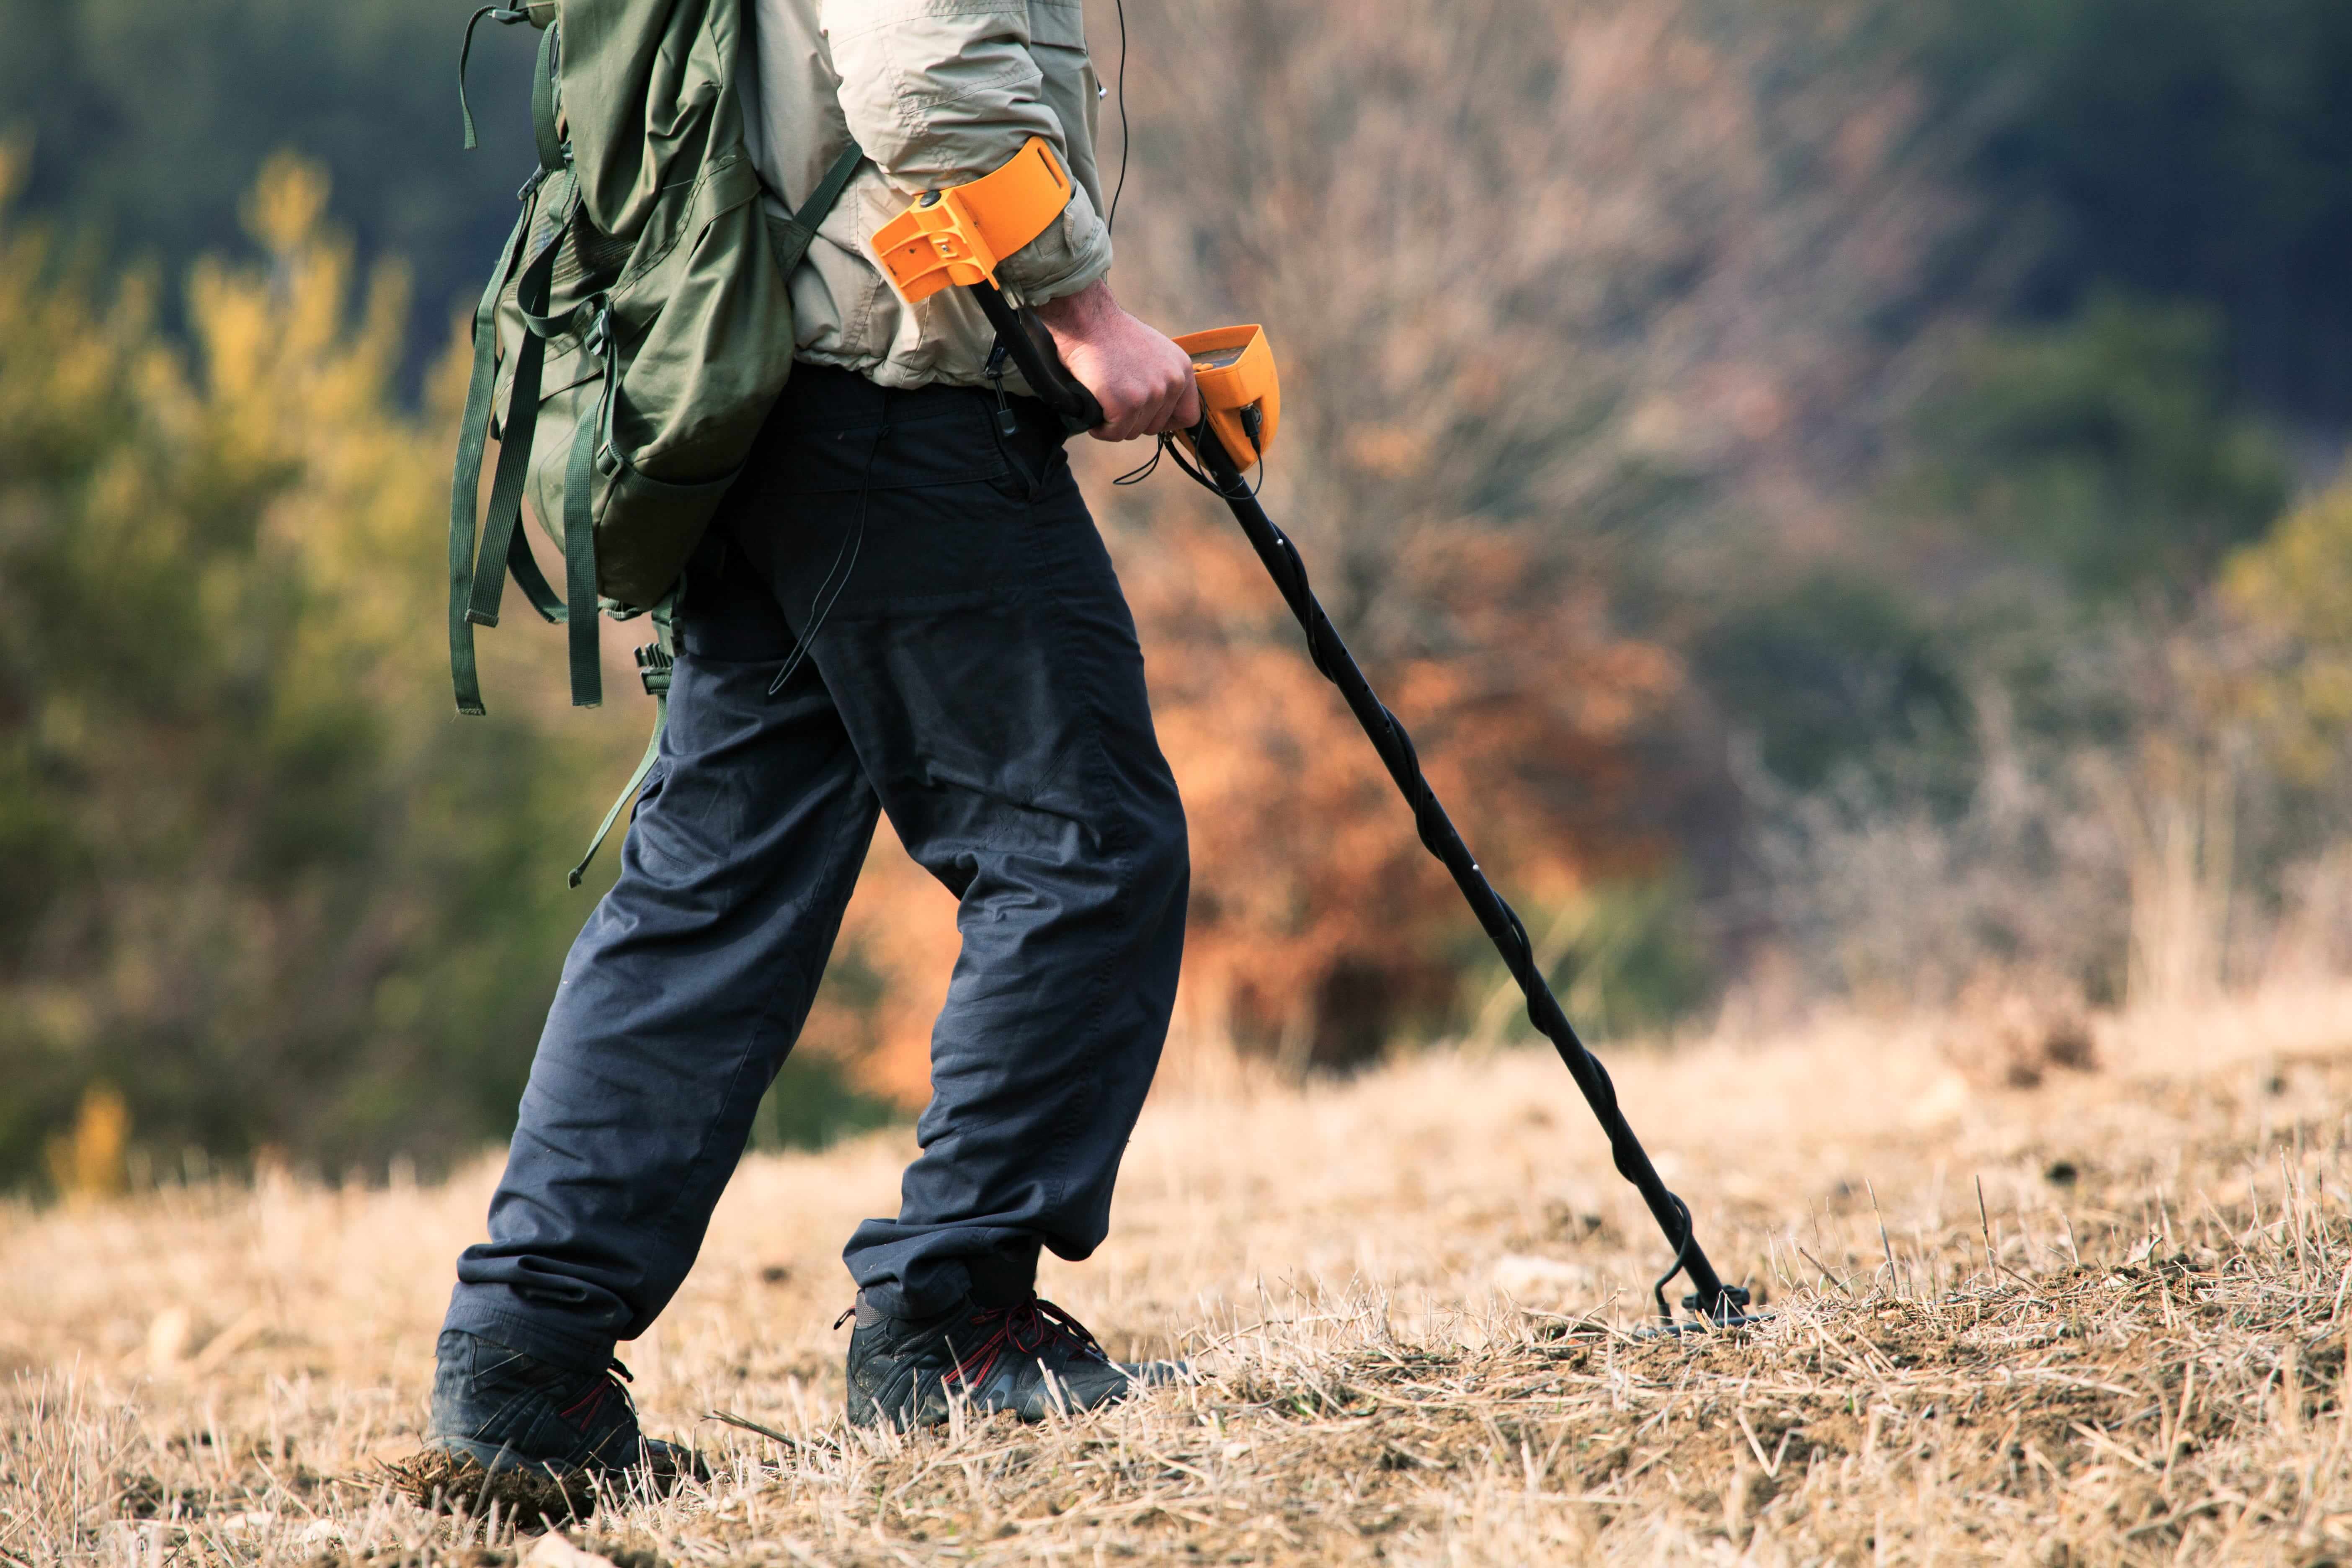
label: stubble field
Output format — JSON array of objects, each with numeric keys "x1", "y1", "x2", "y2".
[{"x1": 12, "y1": 986, "x2": 2352, "y2": 1565}]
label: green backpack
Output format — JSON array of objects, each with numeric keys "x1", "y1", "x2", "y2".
[{"x1": 450, "y1": 0, "x2": 858, "y2": 881}]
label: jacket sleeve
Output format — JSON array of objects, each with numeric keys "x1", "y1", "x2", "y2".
[{"x1": 822, "y1": 0, "x2": 1111, "y2": 303}]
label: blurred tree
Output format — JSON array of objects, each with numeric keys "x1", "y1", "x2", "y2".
[
  {"x1": 1911, "y1": 293, "x2": 2291, "y2": 603},
  {"x1": 0, "y1": 152, "x2": 614, "y2": 1189},
  {"x1": 1116, "y1": 506, "x2": 1679, "y2": 1072},
  {"x1": 2226, "y1": 480, "x2": 2352, "y2": 788},
  {"x1": 1694, "y1": 573, "x2": 1969, "y2": 798},
  {"x1": 0, "y1": 0, "x2": 537, "y2": 383},
  {"x1": 1921, "y1": 0, "x2": 2352, "y2": 416}
]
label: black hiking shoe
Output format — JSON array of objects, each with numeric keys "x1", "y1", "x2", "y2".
[
  {"x1": 427, "y1": 1329, "x2": 701, "y2": 1487},
  {"x1": 842, "y1": 1291, "x2": 1184, "y2": 1429}
]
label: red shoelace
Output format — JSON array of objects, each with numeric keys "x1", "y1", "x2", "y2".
[
  {"x1": 946, "y1": 1297, "x2": 1108, "y2": 1393},
  {"x1": 556, "y1": 1357, "x2": 635, "y2": 1430}
]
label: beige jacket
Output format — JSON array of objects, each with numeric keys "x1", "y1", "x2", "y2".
[{"x1": 743, "y1": 0, "x2": 1112, "y2": 389}]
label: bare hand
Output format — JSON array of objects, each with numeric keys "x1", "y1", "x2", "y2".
[{"x1": 1033, "y1": 280, "x2": 1202, "y2": 442}]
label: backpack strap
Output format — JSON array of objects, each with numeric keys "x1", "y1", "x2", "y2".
[
  {"x1": 448, "y1": 186, "x2": 539, "y2": 716},
  {"x1": 459, "y1": 8, "x2": 529, "y2": 151},
  {"x1": 569, "y1": 593, "x2": 675, "y2": 887},
  {"x1": 463, "y1": 237, "x2": 563, "y2": 628},
  {"x1": 767, "y1": 142, "x2": 864, "y2": 274},
  {"x1": 562, "y1": 321, "x2": 608, "y2": 709},
  {"x1": 449, "y1": 12, "x2": 569, "y2": 714},
  {"x1": 530, "y1": 21, "x2": 566, "y2": 177},
  {"x1": 459, "y1": 3, "x2": 560, "y2": 148}
]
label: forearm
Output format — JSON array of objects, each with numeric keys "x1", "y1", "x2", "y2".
[{"x1": 1032, "y1": 277, "x2": 1122, "y2": 336}]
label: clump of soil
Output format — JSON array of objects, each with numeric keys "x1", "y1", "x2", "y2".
[{"x1": 380, "y1": 1448, "x2": 596, "y2": 1527}]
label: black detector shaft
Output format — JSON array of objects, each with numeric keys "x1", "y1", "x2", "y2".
[{"x1": 976, "y1": 281, "x2": 1752, "y2": 1327}]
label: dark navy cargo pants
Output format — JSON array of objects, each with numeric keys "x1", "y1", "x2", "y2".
[{"x1": 444, "y1": 365, "x2": 1189, "y2": 1371}]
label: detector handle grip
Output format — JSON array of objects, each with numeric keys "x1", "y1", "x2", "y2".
[{"x1": 970, "y1": 282, "x2": 1105, "y2": 436}]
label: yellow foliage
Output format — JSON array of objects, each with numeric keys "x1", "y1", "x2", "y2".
[
  {"x1": 0, "y1": 152, "x2": 641, "y2": 1184},
  {"x1": 45, "y1": 1085, "x2": 128, "y2": 1201},
  {"x1": 2224, "y1": 478, "x2": 2352, "y2": 783}
]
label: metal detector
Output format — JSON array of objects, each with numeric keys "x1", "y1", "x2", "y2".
[{"x1": 872, "y1": 142, "x2": 1760, "y2": 1334}]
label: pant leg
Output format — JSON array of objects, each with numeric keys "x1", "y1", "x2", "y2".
[
  {"x1": 720, "y1": 369, "x2": 1190, "y2": 1319},
  {"x1": 444, "y1": 523, "x2": 881, "y2": 1371}
]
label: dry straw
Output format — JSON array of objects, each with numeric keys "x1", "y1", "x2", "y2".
[{"x1": 10, "y1": 984, "x2": 2352, "y2": 1563}]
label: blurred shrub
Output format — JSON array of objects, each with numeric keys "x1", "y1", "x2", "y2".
[
  {"x1": 1462, "y1": 877, "x2": 1713, "y2": 1048},
  {"x1": 1920, "y1": 0, "x2": 2352, "y2": 416},
  {"x1": 1909, "y1": 293, "x2": 2290, "y2": 602},
  {"x1": 2226, "y1": 480, "x2": 2352, "y2": 784},
  {"x1": 1741, "y1": 674, "x2": 2130, "y2": 1012},
  {"x1": 1694, "y1": 573, "x2": 1970, "y2": 799},
  {"x1": 750, "y1": 1052, "x2": 903, "y2": 1155},
  {"x1": 1117, "y1": 508, "x2": 1679, "y2": 1070},
  {"x1": 2214, "y1": 480, "x2": 2352, "y2": 983},
  {"x1": 0, "y1": 153, "x2": 631, "y2": 1190},
  {"x1": 44, "y1": 1084, "x2": 128, "y2": 1201},
  {"x1": 0, "y1": 0, "x2": 538, "y2": 381}
]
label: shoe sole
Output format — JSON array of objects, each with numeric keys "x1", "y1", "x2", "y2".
[
  {"x1": 429, "y1": 1436, "x2": 578, "y2": 1478},
  {"x1": 845, "y1": 1371, "x2": 1168, "y2": 1430},
  {"x1": 427, "y1": 1435, "x2": 699, "y2": 1483}
]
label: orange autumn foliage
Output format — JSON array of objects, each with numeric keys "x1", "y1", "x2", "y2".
[
  {"x1": 811, "y1": 493, "x2": 1679, "y2": 1102},
  {"x1": 1119, "y1": 501, "x2": 1680, "y2": 1072}
]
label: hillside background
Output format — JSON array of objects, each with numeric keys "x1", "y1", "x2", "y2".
[{"x1": 12, "y1": 0, "x2": 2352, "y2": 1190}]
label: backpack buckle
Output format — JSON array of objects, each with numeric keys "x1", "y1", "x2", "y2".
[{"x1": 635, "y1": 640, "x2": 674, "y2": 698}]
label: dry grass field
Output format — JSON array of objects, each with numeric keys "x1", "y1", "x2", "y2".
[{"x1": 12, "y1": 986, "x2": 2352, "y2": 1565}]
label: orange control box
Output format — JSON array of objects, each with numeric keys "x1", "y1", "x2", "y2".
[{"x1": 1175, "y1": 324, "x2": 1280, "y2": 469}]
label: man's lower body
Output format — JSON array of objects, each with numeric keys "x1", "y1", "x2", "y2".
[{"x1": 431, "y1": 367, "x2": 1189, "y2": 1462}]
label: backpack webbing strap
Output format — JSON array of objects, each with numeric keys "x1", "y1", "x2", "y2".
[
  {"x1": 531, "y1": 21, "x2": 565, "y2": 176},
  {"x1": 767, "y1": 142, "x2": 864, "y2": 274},
  {"x1": 457, "y1": 7, "x2": 533, "y2": 152},
  {"x1": 500, "y1": 526, "x2": 569, "y2": 622},
  {"x1": 569, "y1": 595, "x2": 675, "y2": 887},
  {"x1": 461, "y1": 237, "x2": 564, "y2": 636},
  {"x1": 448, "y1": 193, "x2": 535, "y2": 716},
  {"x1": 562, "y1": 364, "x2": 604, "y2": 709}
]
